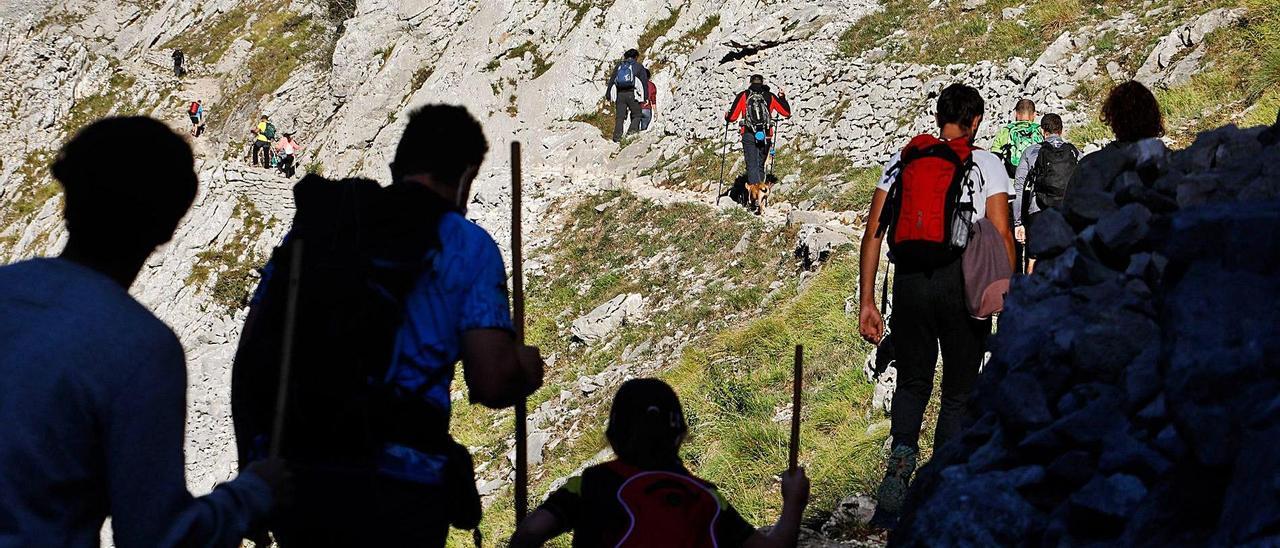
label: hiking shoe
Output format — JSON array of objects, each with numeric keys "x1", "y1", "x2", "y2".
[{"x1": 870, "y1": 445, "x2": 918, "y2": 528}]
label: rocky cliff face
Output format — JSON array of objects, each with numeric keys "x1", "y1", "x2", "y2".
[{"x1": 0, "y1": 0, "x2": 1272, "y2": 543}]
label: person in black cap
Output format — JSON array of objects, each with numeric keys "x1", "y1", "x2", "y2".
[{"x1": 604, "y1": 48, "x2": 650, "y2": 142}]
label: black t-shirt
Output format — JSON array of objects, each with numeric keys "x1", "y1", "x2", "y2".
[{"x1": 540, "y1": 460, "x2": 756, "y2": 548}]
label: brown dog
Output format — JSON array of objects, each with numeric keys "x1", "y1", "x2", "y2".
[{"x1": 745, "y1": 180, "x2": 770, "y2": 215}]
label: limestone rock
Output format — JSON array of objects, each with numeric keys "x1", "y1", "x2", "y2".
[{"x1": 570, "y1": 293, "x2": 645, "y2": 344}]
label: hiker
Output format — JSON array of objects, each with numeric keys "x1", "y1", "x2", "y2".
[
  {"x1": 724, "y1": 74, "x2": 791, "y2": 214},
  {"x1": 857, "y1": 84, "x2": 1015, "y2": 528},
  {"x1": 232, "y1": 104, "x2": 544, "y2": 546},
  {"x1": 1013, "y1": 113, "x2": 1079, "y2": 272},
  {"x1": 172, "y1": 49, "x2": 184, "y2": 77},
  {"x1": 0, "y1": 117, "x2": 287, "y2": 546},
  {"x1": 604, "y1": 49, "x2": 649, "y2": 142},
  {"x1": 639, "y1": 69, "x2": 657, "y2": 131},
  {"x1": 187, "y1": 99, "x2": 204, "y2": 138},
  {"x1": 251, "y1": 115, "x2": 276, "y2": 168},
  {"x1": 274, "y1": 132, "x2": 302, "y2": 178},
  {"x1": 991, "y1": 98, "x2": 1043, "y2": 178},
  {"x1": 510, "y1": 378, "x2": 810, "y2": 548}
]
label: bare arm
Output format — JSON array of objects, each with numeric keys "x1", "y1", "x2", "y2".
[
  {"x1": 743, "y1": 468, "x2": 810, "y2": 548},
  {"x1": 510, "y1": 508, "x2": 563, "y2": 547},
  {"x1": 461, "y1": 329, "x2": 543, "y2": 409},
  {"x1": 858, "y1": 189, "x2": 889, "y2": 344},
  {"x1": 985, "y1": 193, "x2": 1016, "y2": 270}
]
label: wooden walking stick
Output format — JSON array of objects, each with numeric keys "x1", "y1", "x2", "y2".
[
  {"x1": 269, "y1": 240, "x2": 304, "y2": 459},
  {"x1": 511, "y1": 141, "x2": 530, "y2": 526},
  {"x1": 789, "y1": 344, "x2": 803, "y2": 471}
]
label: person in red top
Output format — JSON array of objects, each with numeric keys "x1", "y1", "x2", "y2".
[
  {"x1": 724, "y1": 75, "x2": 792, "y2": 213},
  {"x1": 640, "y1": 69, "x2": 657, "y2": 131}
]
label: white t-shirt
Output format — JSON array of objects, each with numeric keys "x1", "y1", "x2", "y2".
[{"x1": 876, "y1": 146, "x2": 1011, "y2": 220}]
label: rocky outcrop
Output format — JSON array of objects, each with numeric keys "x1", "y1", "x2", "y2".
[
  {"x1": 571, "y1": 292, "x2": 645, "y2": 344},
  {"x1": 893, "y1": 125, "x2": 1280, "y2": 546},
  {"x1": 1135, "y1": 8, "x2": 1245, "y2": 89}
]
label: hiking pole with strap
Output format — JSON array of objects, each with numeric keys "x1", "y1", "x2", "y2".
[
  {"x1": 788, "y1": 344, "x2": 803, "y2": 471},
  {"x1": 511, "y1": 141, "x2": 530, "y2": 528},
  {"x1": 269, "y1": 240, "x2": 304, "y2": 459}
]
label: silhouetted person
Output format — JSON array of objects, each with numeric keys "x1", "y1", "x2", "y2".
[
  {"x1": 172, "y1": 49, "x2": 184, "y2": 77},
  {"x1": 0, "y1": 117, "x2": 287, "y2": 546},
  {"x1": 233, "y1": 104, "x2": 544, "y2": 546},
  {"x1": 1075, "y1": 80, "x2": 1170, "y2": 187},
  {"x1": 511, "y1": 378, "x2": 810, "y2": 548}
]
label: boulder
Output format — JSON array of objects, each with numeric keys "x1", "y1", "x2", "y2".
[{"x1": 570, "y1": 293, "x2": 645, "y2": 344}]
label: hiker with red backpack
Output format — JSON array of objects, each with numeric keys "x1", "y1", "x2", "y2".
[
  {"x1": 232, "y1": 105, "x2": 544, "y2": 546},
  {"x1": 857, "y1": 83, "x2": 1015, "y2": 529},
  {"x1": 510, "y1": 378, "x2": 810, "y2": 548},
  {"x1": 1013, "y1": 113, "x2": 1080, "y2": 272},
  {"x1": 723, "y1": 74, "x2": 792, "y2": 214},
  {"x1": 605, "y1": 49, "x2": 650, "y2": 142},
  {"x1": 187, "y1": 100, "x2": 204, "y2": 137}
]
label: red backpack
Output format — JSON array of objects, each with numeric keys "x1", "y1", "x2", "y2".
[
  {"x1": 188, "y1": 101, "x2": 200, "y2": 115},
  {"x1": 876, "y1": 134, "x2": 978, "y2": 270},
  {"x1": 609, "y1": 461, "x2": 722, "y2": 548}
]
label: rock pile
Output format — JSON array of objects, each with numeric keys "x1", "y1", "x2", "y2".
[{"x1": 893, "y1": 122, "x2": 1280, "y2": 546}]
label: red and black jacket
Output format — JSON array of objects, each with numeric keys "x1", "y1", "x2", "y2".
[{"x1": 724, "y1": 84, "x2": 792, "y2": 134}]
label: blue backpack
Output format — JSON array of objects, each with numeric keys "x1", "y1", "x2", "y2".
[{"x1": 613, "y1": 60, "x2": 636, "y2": 89}]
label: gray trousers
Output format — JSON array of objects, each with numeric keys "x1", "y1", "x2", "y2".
[{"x1": 613, "y1": 89, "x2": 642, "y2": 142}]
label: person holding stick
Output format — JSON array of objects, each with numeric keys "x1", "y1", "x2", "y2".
[
  {"x1": 510, "y1": 378, "x2": 810, "y2": 548},
  {"x1": 232, "y1": 104, "x2": 544, "y2": 546}
]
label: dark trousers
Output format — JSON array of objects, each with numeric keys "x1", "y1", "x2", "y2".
[
  {"x1": 612, "y1": 89, "x2": 642, "y2": 142},
  {"x1": 252, "y1": 140, "x2": 271, "y2": 167},
  {"x1": 274, "y1": 469, "x2": 449, "y2": 547},
  {"x1": 278, "y1": 154, "x2": 295, "y2": 177},
  {"x1": 742, "y1": 130, "x2": 770, "y2": 184},
  {"x1": 888, "y1": 259, "x2": 990, "y2": 452}
]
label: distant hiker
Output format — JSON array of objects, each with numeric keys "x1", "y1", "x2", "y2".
[
  {"x1": 604, "y1": 49, "x2": 649, "y2": 142},
  {"x1": 510, "y1": 378, "x2": 810, "y2": 548},
  {"x1": 991, "y1": 98, "x2": 1043, "y2": 178},
  {"x1": 724, "y1": 74, "x2": 791, "y2": 214},
  {"x1": 233, "y1": 104, "x2": 544, "y2": 546},
  {"x1": 251, "y1": 115, "x2": 276, "y2": 168},
  {"x1": 858, "y1": 84, "x2": 1015, "y2": 529},
  {"x1": 0, "y1": 117, "x2": 287, "y2": 546},
  {"x1": 1013, "y1": 113, "x2": 1079, "y2": 271},
  {"x1": 1074, "y1": 81, "x2": 1170, "y2": 190},
  {"x1": 640, "y1": 69, "x2": 657, "y2": 131},
  {"x1": 274, "y1": 132, "x2": 302, "y2": 178},
  {"x1": 187, "y1": 99, "x2": 204, "y2": 138},
  {"x1": 172, "y1": 49, "x2": 184, "y2": 77}
]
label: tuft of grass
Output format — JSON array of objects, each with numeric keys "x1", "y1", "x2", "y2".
[
  {"x1": 507, "y1": 41, "x2": 553, "y2": 79},
  {"x1": 570, "y1": 100, "x2": 615, "y2": 140},
  {"x1": 185, "y1": 195, "x2": 274, "y2": 312},
  {"x1": 304, "y1": 160, "x2": 325, "y2": 176},
  {"x1": 62, "y1": 71, "x2": 137, "y2": 136},
  {"x1": 410, "y1": 65, "x2": 433, "y2": 91},
  {"x1": 0, "y1": 149, "x2": 61, "y2": 251},
  {"x1": 637, "y1": 7, "x2": 683, "y2": 70}
]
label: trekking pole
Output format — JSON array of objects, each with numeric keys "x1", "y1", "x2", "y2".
[
  {"x1": 788, "y1": 344, "x2": 803, "y2": 471},
  {"x1": 716, "y1": 122, "x2": 728, "y2": 205},
  {"x1": 511, "y1": 141, "x2": 530, "y2": 527},
  {"x1": 269, "y1": 240, "x2": 304, "y2": 459}
]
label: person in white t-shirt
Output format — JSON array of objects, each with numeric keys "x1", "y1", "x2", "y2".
[{"x1": 856, "y1": 83, "x2": 1015, "y2": 529}]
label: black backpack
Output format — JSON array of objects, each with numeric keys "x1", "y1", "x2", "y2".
[
  {"x1": 231, "y1": 176, "x2": 454, "y2": 467},
  {"x1": 1025, "y1": 142, "x2": 1078, "y2": 214},
  {"x1": 744, "y1": 90, "x2": 771, "y2": 133}
]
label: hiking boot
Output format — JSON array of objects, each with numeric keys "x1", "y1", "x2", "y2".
[{"x1": 869, "y1": 445, "x2": 918, "y2": 529}]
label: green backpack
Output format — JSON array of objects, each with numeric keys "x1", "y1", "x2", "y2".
[
  {"x1": 1002, "y1": 122, "x2": 1042, "y2": 176},
  {"x1": 264, "y1": 122, "x2": 278, "y2": 140}
]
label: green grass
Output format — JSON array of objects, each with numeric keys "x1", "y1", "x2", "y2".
[
  {"x1": 0, "y1": 149, "x2": 61, "y2": 251},
  {"x1": 450, "y1": 191, "x2": 797, "y2": 544},
  {"x1": 162, "y1": 7, "x2": 253, "y2": 66},
  {"x1": 62, "y1": 71, "x2": 137, "y2": 136},
  {"x1": 185, "y1": 195, "x2": 274, "y2": 312},
  {"x1": 221, "y1": 9, "x2": 328, "y2": 116},
  {"x1": 665, "y1": 252, "x2": 885, "y2": 527},
  {"x1": 570, "y1": 101, "x2": 615, "y2": 140},
  {"x1": 506, "y1": 41, "x2": 553, "y2": 79}
]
